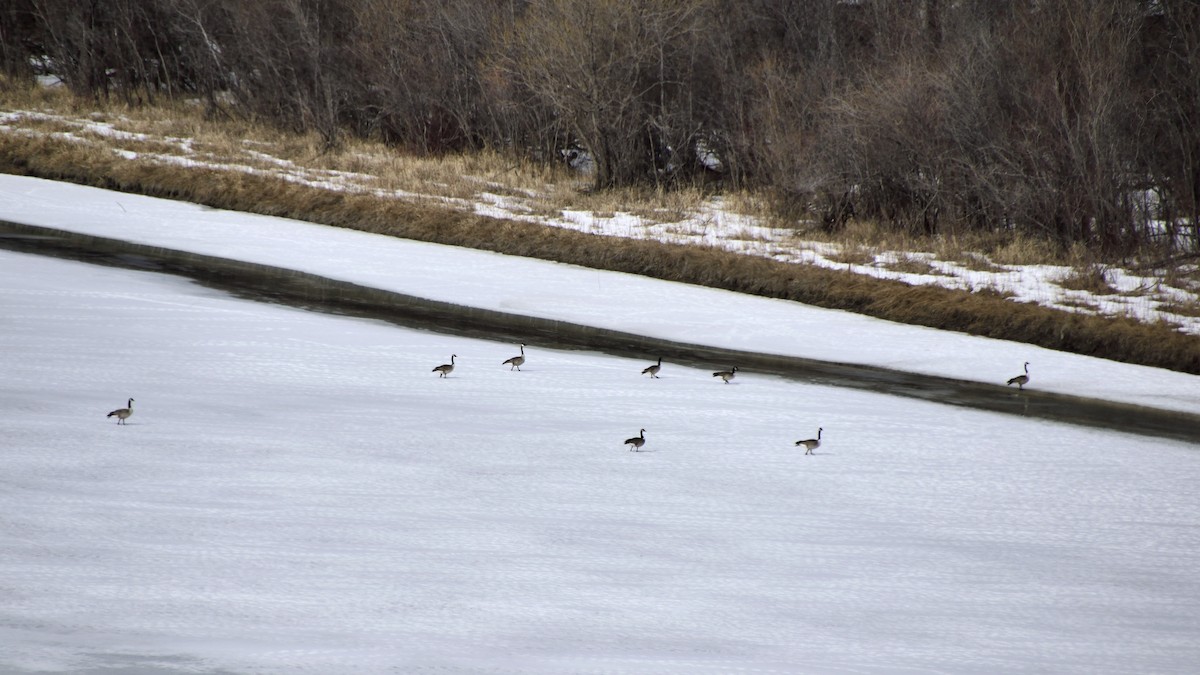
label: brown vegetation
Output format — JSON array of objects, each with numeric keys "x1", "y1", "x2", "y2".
[
  {"x1": 882, "y1": 255, "x2": 950, "y2": 277},
  {"x1": 1057, "y1": 265, "x2": 1120, "y2": 295},
  {"x1": 3, "y1": 0, "x2": 1199, "y2": 259}
]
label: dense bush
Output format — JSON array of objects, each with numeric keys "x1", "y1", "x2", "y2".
[{"x1": 3, "y1": 0, "x2": 1198, "y2": 256}]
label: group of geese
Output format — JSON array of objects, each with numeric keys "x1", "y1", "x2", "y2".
[
  {"x1": 621, "y1": 427, "x2": 825, "y2": 454},
  {"x1": 106, "y1": 346, "x2": 1031, "y2": 458},
  {"x1": 437, "y1": 343, "x2": 823, "y2": 456}
]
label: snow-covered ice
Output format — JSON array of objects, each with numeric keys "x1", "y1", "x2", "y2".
[
  {"x1": 2, "y1": 187, "x2": 1200, "y2": 672},
  {"x1": 2, "y1": 173, "x2": 1199, "y2": 416}
]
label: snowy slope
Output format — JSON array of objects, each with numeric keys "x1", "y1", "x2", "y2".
[
  {"x1": 2, "y1": 173, "x2": 1199, "y2": 415},
  {"x1": 2, "y1": 249, "x2": 1199, "y2": 674}
]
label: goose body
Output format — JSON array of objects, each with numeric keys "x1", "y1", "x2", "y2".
[
  {"x1": 795, "y1": 427, "x2": 822, "y2": 455},
  {"x1": 107, "y1": 398, "x2": 134, "y2": 425},
  {"x1": 503, "y1": 343, "x2": 527, "y2": 371},
  {"x1": 625, "y1": 428, "x2": 647, "y2": 451},
  {"x1": 641, "y1": 357, "x2": 663, "y2": 378},
  {"x1": 1007, "y1": 362, "x2": 1030, "y2": 390},
  {"x1": 433, "y1": 354, "x2": 457, "y2": 378},
  {"x1": 712, "y1": 366, "x2": 738, "y2": 383}
]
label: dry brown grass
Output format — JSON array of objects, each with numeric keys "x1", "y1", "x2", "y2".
[
  {"x1": 546, "y1": 184, "x2": 704, "y2": 226},
  {"x1": 1157, "y1": 299, "x2": 1200, "y2": 318},
  {"x1": 882, "y1": 254, "x2": 950, "y2": 276},
  {"x1": 839, "y1": 219, "x2": 914, "y2": 250},
  {"x1": 973, "y1": 286, "x2": 1017, "y2": 300},
  {"x1": 1161, "y1": 264, "x2": 1200, "y2": 293},
  {"x1": 4, "y1": 87, "x2": 1200, "y2": 374},
  {"x1": 947, "y1": 251, "x2": 1010, "y2": 273},
  {"x1": 1057, "y1": 297, "x2": 1103, "y2": 313},
  {"x1": 3, "y1": 84, "x2": 567, "y2": 207},
  {"x1": 826, "y1": 244, "x2": 877, "y2": 266},
  {"x1": 1057, "y1": 264, "x2": 1120, "y2": 295},
  {"x1": 724, "y1": 199, "x2": 1077, "y2": 269},
  {"x1": 979, "y1": 233, "x2": 1067, "y2": 266}
]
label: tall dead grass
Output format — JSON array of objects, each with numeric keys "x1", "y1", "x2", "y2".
[{"x1": 3, "y1": 88, "x2": 1200, "y2": 374}]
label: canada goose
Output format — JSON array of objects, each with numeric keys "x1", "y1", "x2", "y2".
[
  {"x1": 625, "y1": 428, "x2": 647, "y2": 451},
  {"x1": 712, "y1": 366, "x2": 738, "y2": 383},
  {"x1": 107, "y1": 398, "x2": 134, "y2": 425},
  {"x1": 433, "y1": 354, "x2": 457, "y2": 378},
  {"x1": 1007, "y1": 362, "x2": 1030, "y2": 390},
  {"x1": 795, "y1": 427, "x2": 823, "y2": 455},
  {"x1": 641, "y1": 357, "x2": 663, "y2": 378},
  {"x1": 503, "y1": 343, "x2": 527, "y2": 371}
]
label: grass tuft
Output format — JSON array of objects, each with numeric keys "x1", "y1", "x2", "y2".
[
  {"x1": 882, "y1": 254, "x2": 950, "y2": 276},
  {"x1": 1157, "y1": 299, "x2": 1200, "y2": 318},
  {"x1": 1057, "y1": 264, "x2": 1119, "y2": 295},
  {"x1": 827, "y1": 244, "x2": 877, "y2": 267}
]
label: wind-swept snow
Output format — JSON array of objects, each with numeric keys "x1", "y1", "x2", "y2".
[{"x1": 2, "y1": 249, "x2": 1198, "y2": 674}]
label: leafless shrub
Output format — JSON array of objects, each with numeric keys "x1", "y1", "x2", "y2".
[{"x1": 0, "y1": 0, "x2": 1190, "y2": 260}]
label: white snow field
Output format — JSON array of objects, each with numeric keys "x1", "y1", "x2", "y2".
[
  {"x1": 2, "y1": 173, "x2": 1200, "y2": 673},
  {"x1": 3, "y1": 252, "x2": 1200, "y2": 673}
]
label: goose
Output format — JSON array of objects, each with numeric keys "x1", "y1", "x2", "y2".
[
  {"x1": 641, "y1": 357, "x2": 663, "y2": 378},
  {"x1": 433, "y1": 354, "x2": 457, "y2": 378},
  {"x1": 107, "y1": 398, "x2": 134, "y2": 425},
  {"x1": 1007, "y1": 362, "x2": 1030, "y2": 390},
  {"x1": 503, "y1": 343, "x2": 527, "y2": 371},
  {"x1": 795, "y1": 427, "x2": 823, "y2": 455},
  {"x1": 712, "y1": 366, "x2": 738, "y2": 383},
  {"x1": 625, "y1": 428, "x2": 647, "y2": 452}
]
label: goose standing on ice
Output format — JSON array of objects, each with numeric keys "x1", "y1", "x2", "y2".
[
  {"x1": 1007, "y1": 362, "x2": 1031, "y2": 390},
  {"x1": 795, "y1": 428, "x2": 823, "y2": 455},
  {"x1": 433, "y1": 354, "x2": 457, "y2": 378},
  {"x1": 625, "y1": 428, "x2": 647, "y2": 451},
  {"x1": 107, "y1": 398, "x2": 134, "y2": 425},
  {"x1": 503, "y1": 343, "x2": 527, "y2": 371},
  {"x1": 642, "y1": 357, "x2": 663, "y2": 379},
  {"x1": 712, "y1": 366, "x2": 738, "y2": 384}
]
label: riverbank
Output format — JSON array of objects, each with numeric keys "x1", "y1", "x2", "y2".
[{"x1": 3, "y1": 95, "x2": 1200, "y2": 374}]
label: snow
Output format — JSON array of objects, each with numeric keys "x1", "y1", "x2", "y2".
[
  {"x1": 2, "y1": 173, "x2": 1200, "y2": 416},
  {"x1": 3, "y1": 246, "x2": 1199, "y2": 674}
]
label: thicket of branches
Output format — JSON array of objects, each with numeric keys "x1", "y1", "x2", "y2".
[{"x1": 3, "y1": 0, "x2": 1199, "y2": 256}]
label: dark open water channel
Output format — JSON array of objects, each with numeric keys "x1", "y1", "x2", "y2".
[{"x1": 3, "y1": 220, "x2": 1198, "y2": 444}]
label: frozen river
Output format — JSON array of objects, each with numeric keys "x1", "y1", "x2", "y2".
[{"x1": 2, "y1": 248, "x2": 1199, "y2": 674}]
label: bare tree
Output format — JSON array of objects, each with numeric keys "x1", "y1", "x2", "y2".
[
  {"x1": 1, "y1": 0, "x2": 1190, "y2": 259},
  {"x1": 0, "y1": 0, "x2": 40, "y2": 84},
  {"x1": 500, "y1": 0, "x2": 712, "y2": 189},
  {"x1": 343, "y1": 0, "x2": 505, "y2": 152},
  {"x1": 1139, "y1": 0, "x2": 1200, "y2": 254}
]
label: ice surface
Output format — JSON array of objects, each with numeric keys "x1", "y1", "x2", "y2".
[
  {"x1": 2, "y1": 249, "x2": 1199, "y2": 674},
  {"x1": 2, "y1": 173, "x2": 1200, "y2": 414}
]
